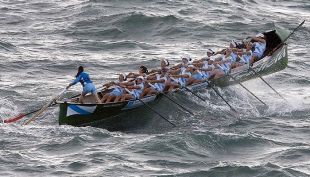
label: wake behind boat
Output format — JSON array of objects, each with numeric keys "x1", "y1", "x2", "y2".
[{"x1": 56, "y1": 27, "x2": 293, "y2": 130}]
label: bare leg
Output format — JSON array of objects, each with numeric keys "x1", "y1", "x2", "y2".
[
  {"x1": 141, "y1": 87, "x2": 152, "y2": 98},
  {"x1": 93, "y1": 92, "x2": 102, "y2": 103},
  {"x1": 79, "y1": 93, "x2": 86, "y2": 104},
  {"x1": 114, "y1": 96, "x2": 122, "y2": 103},
  {"x1": 106, "y1": 95, "x2": 116, "y2": 103},
  {"x1": 101, "y1": 93, "x2": 109, "y2": 103},
  {"x1": 121, "y1": 94, "x2": 133, "y2": 102},
  {"x1": 249, "y1": 56, "x2": 258, "y2": 66}
]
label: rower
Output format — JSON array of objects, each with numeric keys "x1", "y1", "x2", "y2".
[
  {"x1": 142, "y1": 71, "x2": 168, "y2": 97},
  {"x1": 200, "y1": 58, "x2": 215, "y2": 79},
  {"x1": 127, "y1": 65, "x2": 149, "y2": 79},
  {"x1": 211, "y1": 48, "x2": 233, "y2": 79},
  {"x1": 249, "y1": 33, "x2": 266, "y2": 66},
  {"x1": 120, "y1": 76, "x2": 145, "y2": 101},
  {"x1": 149, "y1": 58, "x2": 170, "y2": 74},
  {"x1": 171, "y1": 65, "x2": 192, "y2": 87},
  {"x1": 193, "y1": 49, "x2": 215, "y2": 64},
  {"x1": 101, "y1": 74, "x2": 127, "y2": 103}
]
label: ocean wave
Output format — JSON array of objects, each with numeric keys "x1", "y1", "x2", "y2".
[
  {"x1": 172, "y1": 163, "x2": 310, "y2": 177},
  {"x1": 0, "y1": 40, "x2": 16, "y2": 51},
  {"x1": 66, "y1": 12, "x2": 182, "y2": 40}
]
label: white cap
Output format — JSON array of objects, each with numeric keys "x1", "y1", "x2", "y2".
[
  {"x1": 136, "y1": 76, "x2": 144, "y2": 80},
  {"x1": 255, "y1": 33, "x2": 264, "y2": 38},
  {"x1": 162, "y1": 58, "x2": 169, "y2": 66},
  {"x1": 207, "y1": 49, "x2": 214, "y2": 54},
  {"x1": 181, "y1": 56, "x2": 192, "y2": 64},
  {"x1": 188, "y1": 65, "x2": 195, "y2": 68},
  {"x1": 230, "y1": 40, "x2": 237, "y2": 48}
]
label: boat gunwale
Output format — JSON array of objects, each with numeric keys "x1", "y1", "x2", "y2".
[{"x1": 58, "y1": 44, "x2": 287, "y2": 107}]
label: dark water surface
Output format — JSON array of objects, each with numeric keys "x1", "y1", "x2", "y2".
[{"x1": 0, "y1": 0, "x2": 309, "y2": 176}]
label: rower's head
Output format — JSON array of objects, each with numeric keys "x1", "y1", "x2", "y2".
[
  {"x1": 207, "y1": 49, "x2": 214, "y2": 57},
  {"x1": 245, "y1": 42, "x2": 253, "y2": 50},
  {"x1": 226, "y1": 48, "x2": 232, "y2": 55},
  {"x1": 139, "y1": 65, "x2": 148, "y2": 74},
  {"x1": 118, "y1": 74, "x2": 126, "y2": 82},
  {"x1": 208, "y1": 60, "x2": 214, "y2": 65},
  {"x1": 161, "y1": 58, "x2": 169, "y2": 68},
  {"x1": 255, "y1": 33, "x2": 265, "y2": 39},
  {"x1": 76, "y1": 66, "x2": 84, "y2": 77},
  {"x1": 186, "y1": 65, "x2": 196, "y2": 72},
  {"x1": 181, "y1": 56, "x2": 192, "y2": 66},
  {"x1": 135, "y1": 76, "x2": 144, "y2": 84}
]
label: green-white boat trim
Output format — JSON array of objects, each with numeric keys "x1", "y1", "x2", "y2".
[{"x1": 57, "y1": 28, "x2": 289, "y2": 129}]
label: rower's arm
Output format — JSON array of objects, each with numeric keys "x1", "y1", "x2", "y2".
[
  {"x1": 172, "y1": 74, "x2": 190, "y2": 78},
  {"x1": 147, "y1": 79, "x2": 165, "y2": 84},
  {"x1": 127, "y1": 85, "x2": 141, "y2": 89},
  {"x1": 169, "y1": 68, "x2": 181, "y2": 75},
  {"x1": 252, "y1": 37, "x2": 266, "y2": 43},
  {"x1": 170, "y1": 63, "x2": 182, "y2": 70},
  {"x1": 200, "y1": 67, "x2": 213, "y2": 71}
]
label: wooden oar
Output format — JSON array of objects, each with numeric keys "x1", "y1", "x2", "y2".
[
  {"x1": 3, "y1": 85, "x2": 106, "y2": 124},
  {"x1": 248, "y1": 20, "x2": 305, "y2": 101},
  {"x1": 159, "y1": 92, "x2": 194, "y2": 115},
  {"x1": 248, "y1": 67, "x2": 286, "y2": 100},
  {"x1": 137, "y1": 98, "x2": 176, "y2": 127},
  {"x1": 3, "y1": 104, "x2": 56, "y2": 124},
  {"x1": 183, "y1": 86, "x2": 207, "y2": 102},
  {"x1": 170, "y1": 77, "x2": 207, "y2": 102},
  {"x1": 227, "y1": 74, "x2": 267, "y2": 106},
  {"x1": 268, "y1": 20, "x2": 305, "y2": 56},
  {"x1": 206, "y1": 81, "x2": 237, "y2": 113},
  {"x1": 23, "y1": 89, "x2": 67, "y2": 125},
  {"x1": 123, "y1": 87, "x2": 176, "y2": 127},
  {"x1": 146, "y1": 82, "x2": 194, "y2": 115}
]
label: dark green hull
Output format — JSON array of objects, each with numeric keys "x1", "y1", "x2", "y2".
[{"x1": 58, "y1": 44, "x2": 288, "y2": 129}]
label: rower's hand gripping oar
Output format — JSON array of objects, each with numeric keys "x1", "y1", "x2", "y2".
[
  {"x1": 23, "y1": 88, "x2": 67, "y2": 125},
  {"x1": 123, "y1": 87, "x2": 176, "y2": 127}
]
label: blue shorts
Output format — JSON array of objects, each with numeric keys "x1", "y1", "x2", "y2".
[
  {"x1": 252, "y1": 52, "x2": 263, "y2": 59},
  {"x1": 193, "y1": 73, "x2": 203, "y2": 80},
  {"x1": 110, "y1": 88, "x2": 123, "y2": 97},
  {"x1": 132, "y1": 90, "x2": 142, "y2": 99},
  {"x1": 83, "y1": 83, "x2": 96, "y2": 95}
]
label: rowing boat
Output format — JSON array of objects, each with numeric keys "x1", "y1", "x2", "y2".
[{"x1": 57, "y1": 28, "x2": 290, "y2": 130}]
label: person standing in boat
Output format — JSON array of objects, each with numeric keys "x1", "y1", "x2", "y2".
[{"x1": 66, "y1": 66, "x2": 102, "y2": 104}]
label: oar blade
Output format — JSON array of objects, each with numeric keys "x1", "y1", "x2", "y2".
[{"x1": 3, "y1": 113, "x2": 25, "y2": 123}]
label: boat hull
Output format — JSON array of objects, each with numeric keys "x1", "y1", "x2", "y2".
[{"x1": 58, "y1": 44, "x2": 288, "y2": 128}]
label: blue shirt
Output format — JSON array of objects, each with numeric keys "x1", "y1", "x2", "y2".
[
  {"x1": 71, "y1": 72, "x2": 92, "y2": 87},
  {"x1": 253, "y1": 42, "x2": 266, "y2": 58}
]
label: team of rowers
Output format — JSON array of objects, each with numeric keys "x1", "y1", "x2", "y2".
[{"x1": 66, "y1": 34, "x2": 267, "y2": 104}]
